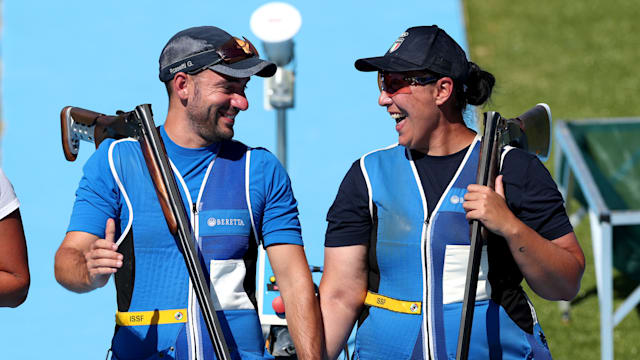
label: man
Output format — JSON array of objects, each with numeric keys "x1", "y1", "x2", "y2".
[
  {"x1": 55, "y1": 26, "x2": 323, "y2": 360},
  {"x1": 0, "y1": 167, "x2": 29, "y2": 307},
  {"x1": 319, "y1": 26, "x2": 584, "y2": 359}
]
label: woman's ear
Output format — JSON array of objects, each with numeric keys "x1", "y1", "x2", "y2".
[{"x1": 434, "y1": 77, "x2": 454, "y2": 106}]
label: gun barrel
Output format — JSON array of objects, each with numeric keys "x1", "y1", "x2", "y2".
[{"x1": 456, "y1": 111, "x2": 502, "y2": 360}]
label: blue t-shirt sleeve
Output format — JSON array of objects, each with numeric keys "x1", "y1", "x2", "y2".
[
  {"x1": 67, "y1": 139, "x2": 120, "y2": 237},
  {"x1": 250, "y1": 148, "x2": 302, "y2": 247}
]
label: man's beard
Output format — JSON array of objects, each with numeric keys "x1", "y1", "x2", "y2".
[
  {"x1": 186, "y1": 84, "x2": 234, "y2": 144},
  {"x1": 187, "y1": 107, "x2": 233, "y2": 144}
]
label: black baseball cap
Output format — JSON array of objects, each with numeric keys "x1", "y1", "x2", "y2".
[
  {"x1": 159, "y1": 26, "x2": 276, "y2": 82},
  {"x1": 355, "y1": 25, "x2": 470, "y2": 82}
]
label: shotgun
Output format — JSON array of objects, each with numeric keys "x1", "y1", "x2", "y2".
[
  {"x1": 455, "y1": 103, "x2": 551, "y2": 360},
  {"x1": 60, "y1": 104, "x2": 232, "y2": 360}
]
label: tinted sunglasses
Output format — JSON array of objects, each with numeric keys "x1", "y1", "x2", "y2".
[
  {"x1": 215, "y1": 36, "x2": 260, "y2": 64},
  {"x1": 185, "y1": 36, "x2": 260, "y2": 75},
  {"x1": 377, "y1": 72, "x2": 439, "y2": 96}
]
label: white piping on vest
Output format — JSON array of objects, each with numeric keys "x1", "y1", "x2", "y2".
[
  {"x1": 360, "y1": 143, "x2": 398, "y2": 221},
  {"x1": 245, "y1": 149, "x2": 259, "y2": 245},
  {"x1": 246, "y1": 149, "x2": 268, "y2": 322},
  {"x1": 406, "y1": 149, "x2": 432, "y2": 358},
  {"x1": 107, "y1": 138, "x2": 136, "y2": 247},
  {"x1": 522, "y1": 290, "x2": 540, "y2": 325},
  {"x1": 195, "y1": 157, "x2": 217, "y2": 246},
  {"x1": 500, "y1": 145, "x2": 515, "y2": 172}
]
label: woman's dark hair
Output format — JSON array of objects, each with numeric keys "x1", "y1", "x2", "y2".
[{"x1": 453, "y1": 61, "x2": 495, "y2": 111}]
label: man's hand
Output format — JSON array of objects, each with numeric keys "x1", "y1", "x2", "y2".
[
  {"x1": 55, "y1": 218, "x2": 122, "y2": 293},
  {"x1": 84, "y1": 218, "x2": 122, "y2": 289},
  {"x1": 463, "y1": 175, "x2": 517, "y2": 238}
]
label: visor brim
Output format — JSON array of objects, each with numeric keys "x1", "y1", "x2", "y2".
[
  {"x1": 355, "y1": 56, "x2": 428, "y2": 73},
  {"x1": 210, "y1": 57, "x2": 277, "y2": 78}
]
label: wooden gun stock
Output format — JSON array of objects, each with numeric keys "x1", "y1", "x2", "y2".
[
  {"x1": 60, "y1": 105, "x2": 176, "y2": 233},
  {"x1": 61, "y1": 106, "x2": 100, "y2": 161},
  {"x1": 60, "y1": 106, "x2": 135, "y2": 161}
]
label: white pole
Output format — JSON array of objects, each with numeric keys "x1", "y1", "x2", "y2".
[
  {"x1": 277, "y1": 109, "x2": 287, "y2": 170},
  {"x1": 590, "y1": 210, "x2": 614, "y2": 360}
]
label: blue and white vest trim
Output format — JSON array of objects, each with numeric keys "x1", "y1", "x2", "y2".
[
  {"x1": 355, "y1": 136, "x2": 552, "y2": 360},
  {"x1": 106, "y1": 138, "x2": 265, "y2": 360}
]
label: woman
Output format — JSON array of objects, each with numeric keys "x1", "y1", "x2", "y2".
[
  {"x1": 319, "y1": 25, "x2": 584, "y2": 360},
  {"x1": 0, "y1": 167, "x2": 29, "y2": 307}
]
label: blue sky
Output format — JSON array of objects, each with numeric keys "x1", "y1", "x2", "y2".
[{"x1": 0, "y1": 1, "x2": 466, "y2": 357}]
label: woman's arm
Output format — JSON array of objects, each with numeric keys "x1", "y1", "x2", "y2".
[
  {"x1": 0, "y1": 209, "x2": 30, "y2": 307},
  {"x1": 464, "y1": 175, "x2": 585, "y2": 300},
  {"x1": 319, "y1": 245, "x2": 368, "y2": 359}
]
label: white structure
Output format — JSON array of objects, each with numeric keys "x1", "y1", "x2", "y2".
[{"x1": 555, "y1": 118, "x2": 640, "y2": 360}]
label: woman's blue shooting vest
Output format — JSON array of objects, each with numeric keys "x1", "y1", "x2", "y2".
[
  {"x1": 355, "y1": 137, "x2": 552, "y2": 360},
  {"x1": 106, "y1": 138, "x2": 264, "y2": 360}
]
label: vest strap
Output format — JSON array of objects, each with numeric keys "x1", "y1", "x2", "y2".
[
  {"x1": 364, "y1": 291, "x2": 421, "y2": 315},
  {"x1": 115, "y1": 309, "x2": 188, "y2": 326}
]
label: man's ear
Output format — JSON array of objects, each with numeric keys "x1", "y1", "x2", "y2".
[
  {"x1": 172, "y1": 72, "x2": 190, "y2": 100},
  {"x1": 434, "y1": 77, "x2": 454, "y2": 106}
]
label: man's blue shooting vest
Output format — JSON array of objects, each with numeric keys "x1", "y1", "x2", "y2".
[
  {"x1": 106, "y1": 138, "x2": 264, "y2": 360},
  {"x1": 355, "y1": 137, "x2": 552, "y2": 360}
]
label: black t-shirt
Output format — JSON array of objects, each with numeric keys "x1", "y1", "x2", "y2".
[{"x1": 325, "y1": 146, "x2": 573, "y2": 247}]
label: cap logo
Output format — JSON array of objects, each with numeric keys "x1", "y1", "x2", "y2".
[{"x1": 388, "y1": 31, "x2": 409, "y2": 53}]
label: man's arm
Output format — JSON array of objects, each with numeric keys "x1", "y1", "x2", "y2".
[
  {"x1": 319, "y1": 244, "x2": 368, "y2": 360},
  {"x1": 54, "y1": 218, "x2": 123, "y2": 293},
  {"x1": 266, "y1": 244, "x2": 324, "y2": 360},
  {"x1": 0, "y1": 209, "x2": 30, "y2": 307},
  {"x1": 464, "y1": 175, "x2": 585, "y2": 300}
]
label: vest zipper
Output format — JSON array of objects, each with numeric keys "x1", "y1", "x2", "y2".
[
  {"x1": 191, "y1": 200, "x2": 200, "y2": 359},
  {"x1": 170, "y1": 164, "x2": 200, "y2": 359},
  {"x1": 407, "y1": 151, "x2": 432, "y2": 359},
  {"x1": 423, "y1": 216, "x2": 432, "y2": 359},
  {"x1": 190, "y1": 157, "x2": 216, "y2": 359}
]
